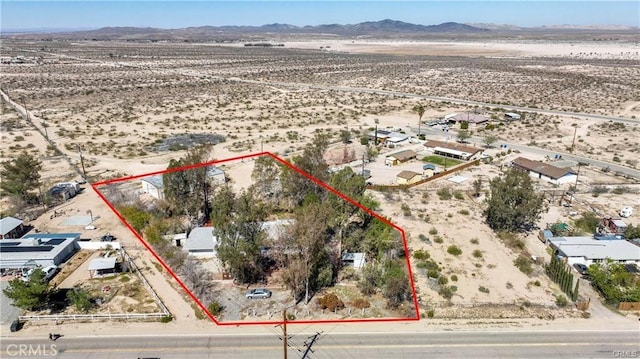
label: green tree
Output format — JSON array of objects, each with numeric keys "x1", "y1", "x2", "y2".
[
  {"x1": 0, "y1": 152, "x2": 43, "y2": 203},
  {"x1": 3, "y1": 269, "x2": 49, "y2": 310},
  {"x1": 67, "y1": 286, "x2": 92, "y2": 312},
  {"x1": 212, "y1": 186, "x2": 267, "y2": 284},
  {"x1": 483, "y1": 135, "x2": 498, "y2": 148},
  {"x1": 472, "y1": 178, "x2": 482, "y2": 197},
  {"x1": 281, "y1": 134, "x2": 329, "y2": 205},
  {"x1": 457, "y1": 129, "x2": 471, "y2": 143},
  {"x1": 624, "y1": 224, "x2": 640, "y2": 239},
  {"x1": 339, "y1": 129, "x2": 352, "y2": 144},
  {"x1": 163, "y1": 145, "x2": 214, "y2": 224},
  {"x1": 281, "y1": 202, "x2": 331, "y2": 302},
  {"x1": 382, "y1": 260, "x2": 411, "y2": 308},
  {"x1": 460, "y1": 121, "x2": 469, "y2": 130},
  {"x1": 484, "y1": 168, "x2": 544, "y2": 231},
  {"x1": 589, "y1": 259, "x2": 640, "y2": 303},
  {"x1": 413, "y1": 104, "x2": 425, "y2": 135}
]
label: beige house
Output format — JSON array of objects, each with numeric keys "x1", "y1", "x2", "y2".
[
  {"x1": 385, "y1": 150, "x2": 417, "y2": 166},
  {"x1": 396, "y1": 170, "x2": 422, "y2": 185}
]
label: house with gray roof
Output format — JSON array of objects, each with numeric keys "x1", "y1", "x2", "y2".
[
  {"x1": 549, "y1": 236, "x2": 640, "y2": 266},
  {"x1": 0, "y1": 233, "x2": 80, "y2": 269},
  {"x1": 183, "y1": 227, "x2": 218, "y2": 257},
  {"x1": 0, "y1": 217, "x2": 24, "y2": 240}
]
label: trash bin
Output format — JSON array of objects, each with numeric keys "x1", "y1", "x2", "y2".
[{"x1": 10, "y1": 319, "x2": 20, "y2": 332}]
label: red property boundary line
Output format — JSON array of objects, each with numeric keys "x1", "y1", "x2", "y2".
[{"x1": 92, "y1": 151, "x2": 420, "y2": 326}]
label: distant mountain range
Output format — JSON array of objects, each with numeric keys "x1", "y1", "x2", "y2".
[{"x1": 3, "y1": 19, "x2": 636, "y2": 40}]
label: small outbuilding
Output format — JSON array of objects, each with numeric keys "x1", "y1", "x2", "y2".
[
  {"x1": 504, "y1": 112, "x2": 522, "y2": 121},
  {"x1": 342, "y1": 252, "x2": 366, "y2": 270},
  {"x1": 396, "y1": 170, "x2": 422, "y2": 185},
  {"x1": 87, "y1": 257, "x2": 118, "y2": 278},
  {"x1": 0, "y1": 217, "x2": 25, "y2": 240},
  {"x1": 141, "y1": 175, "x2": 164, "y2": 200},
  {"x1": 385, "y1": 150, "x2": 417, "y2": 166}
]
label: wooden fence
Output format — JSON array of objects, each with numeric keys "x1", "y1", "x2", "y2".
[
  {"x1": 367, "y1": 159, "x2": 481, "y2": 191},
  {"x1": 617, "y1": 302, "x2": 640, "y2": 311}
]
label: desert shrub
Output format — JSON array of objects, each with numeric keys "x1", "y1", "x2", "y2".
[
  {"x1": 317, "y1": 293, "x2": 345, "y2": 311},
  {"x1": 514, "y1": 255, "x2": 533, "y2": 275},
  {"x1": 459, "y1": 209, "x2": 470, "y2": 215},
  {"x1": 429, "y1": 227, "x2": 438, "y2": 235},
  {"x1": 478, "y1": 286, "x2": 490, "y2": 294},
  {"x1": 555, "y1": 295, "x2": 568, "y2": 307},
  {"x1": 207, "y1": 301, "x2": 224, "y2": 316},
  {"x1": 450, "y1": 274, "x2": 458, "y2": 282},
  {"x1": 427, "y1": 269, "x2": 439, "y2": 278},
  {"x1": 437, "y1": 187, "x2": 452, "y2": 200},
  {"x1": 506, "y1": 282, "x2": 513, "y2": 289},
  {"x1": 472, "y1": 249, "x2": 483, "y2": 258},
  {"x1": 426, "y1": 309, "x2": 435, "y2": 318},
  {"x1": 453, "y1": 191, "x2": 464, "y2": 200},
  {"x1": 497, "y1": 231, "x2": 525, "y2": 250},
  {"x1": 413, "y1": 249, "x2": 430, "y2": 260},
  {"x1": 447, "y1": 245, "x2": 462, "y2": 256},
  {"x1": 401, "y1": 203, "x2": 411, "y2": 216},
  {"x1": 418, "y1": 234, "x2": 429, "y2": 242},
  {"x1": 439, "y1": 286, "x2": 454, "y2": 299},
  {"x1": 351, "y1": 298, "x2": 371, "y2": 309},
  {"x1": 573, "y1": 212, "x2": 600, "y2": 235},
  {"x1": 433, "y1": 236, "x2": 444, "y2": 244},
  {"x1": 591, "y1": 186, "x2": 608, "y2": 197},
  {"x1": 437, "y1": 275, "x2": 449, "y2": 285},
  {"x1": 470, "y1": 238, "x2": 479, "y2": 245}
]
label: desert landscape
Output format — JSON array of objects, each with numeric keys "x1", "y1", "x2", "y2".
[{"x1": 1, "y1": 30, "x2": 639, "y2": 328}]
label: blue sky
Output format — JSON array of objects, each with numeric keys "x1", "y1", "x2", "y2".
[{"x1": 2, "y1": 1, "x2": 639, "y2": 31}]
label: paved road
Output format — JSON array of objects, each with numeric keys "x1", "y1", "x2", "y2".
[{"x1": 1, "y1": 329, "x2": 638, "y2": 358}]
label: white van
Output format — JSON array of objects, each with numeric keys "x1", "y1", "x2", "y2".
[{"x1": 620, "y1": 207, "x2": 633, "y2": 218}]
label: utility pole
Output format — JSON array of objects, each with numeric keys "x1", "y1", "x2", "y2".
[
  {"x1": 283, "y1": 309, "x2": 288, "y2": 359},
  {"x1": 301, "y1": 332, "x2": 322, "y2": 359},
  {"x1": 77, "y1": 144, "x2": 87, "y2": 179},
  {"x1": 570, "y1": 125, "x2": 577, "y2": 153}
]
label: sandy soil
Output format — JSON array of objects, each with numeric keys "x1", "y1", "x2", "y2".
[{"x1": 1, "y1": 38, "x2": 639, "y2": 335}]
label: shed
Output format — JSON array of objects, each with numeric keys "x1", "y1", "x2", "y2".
[
  {"x1": 0, "y1": 217, "x2": 24, "y2": 240},
  {"x1": 141, "y1": 175, "x2": 164, "y2": 200},
  {"x1": 342, "y1": 252, "x2": 366, "y2": 269},
  {"x1": 385, "y1": 150, "x2": 417, "y2": 166},
  {"x1": 422, "y1": 164, "x2": 436, "y2": 177},
  {"x1": 504, "y1": 112, "x2": 521, "y2": 121},
  {"x1": 87, "y1": 257, "x2": 117, "y2": 278},
  {"x1": 396, "y1": 171, "x2": 422, "y2": 185}
]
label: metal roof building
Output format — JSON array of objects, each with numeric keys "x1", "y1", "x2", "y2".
[
  {"x1": 0, "y1": 233, "x2": 80, "y2": 269},
  {"x1": 549, "y1": 236, "x2": 640, "y2": 266}
]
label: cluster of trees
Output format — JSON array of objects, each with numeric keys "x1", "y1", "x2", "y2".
[
  {"x1": 484, "y1": 168, "x2": 544, "y2": 232},
  {"x1": 3, "y1": 270, "x2": 93, "y2": 313},
  {"x1": 545, "y1": 256, "x2": 579, "y2": 301},
  {"x1": 240, "y1": 134, "x2": 409, "y2": 305},
  {"x1": 588, "y1": 259, "x2": 640, "y2": 304}
]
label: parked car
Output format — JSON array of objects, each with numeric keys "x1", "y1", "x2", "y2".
[
  {"x1": 100, "y1": 233, "x2": 115, "y2": 242},
  {"x1": 42, "y1": 265, "x2": 58, "y2": 281},
  {"x1": 573, "y1": 263, "x2": 589, "y2": 275},
  {"x1": 245, "y1": 288, "x2": 272, "y2": 299}
]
